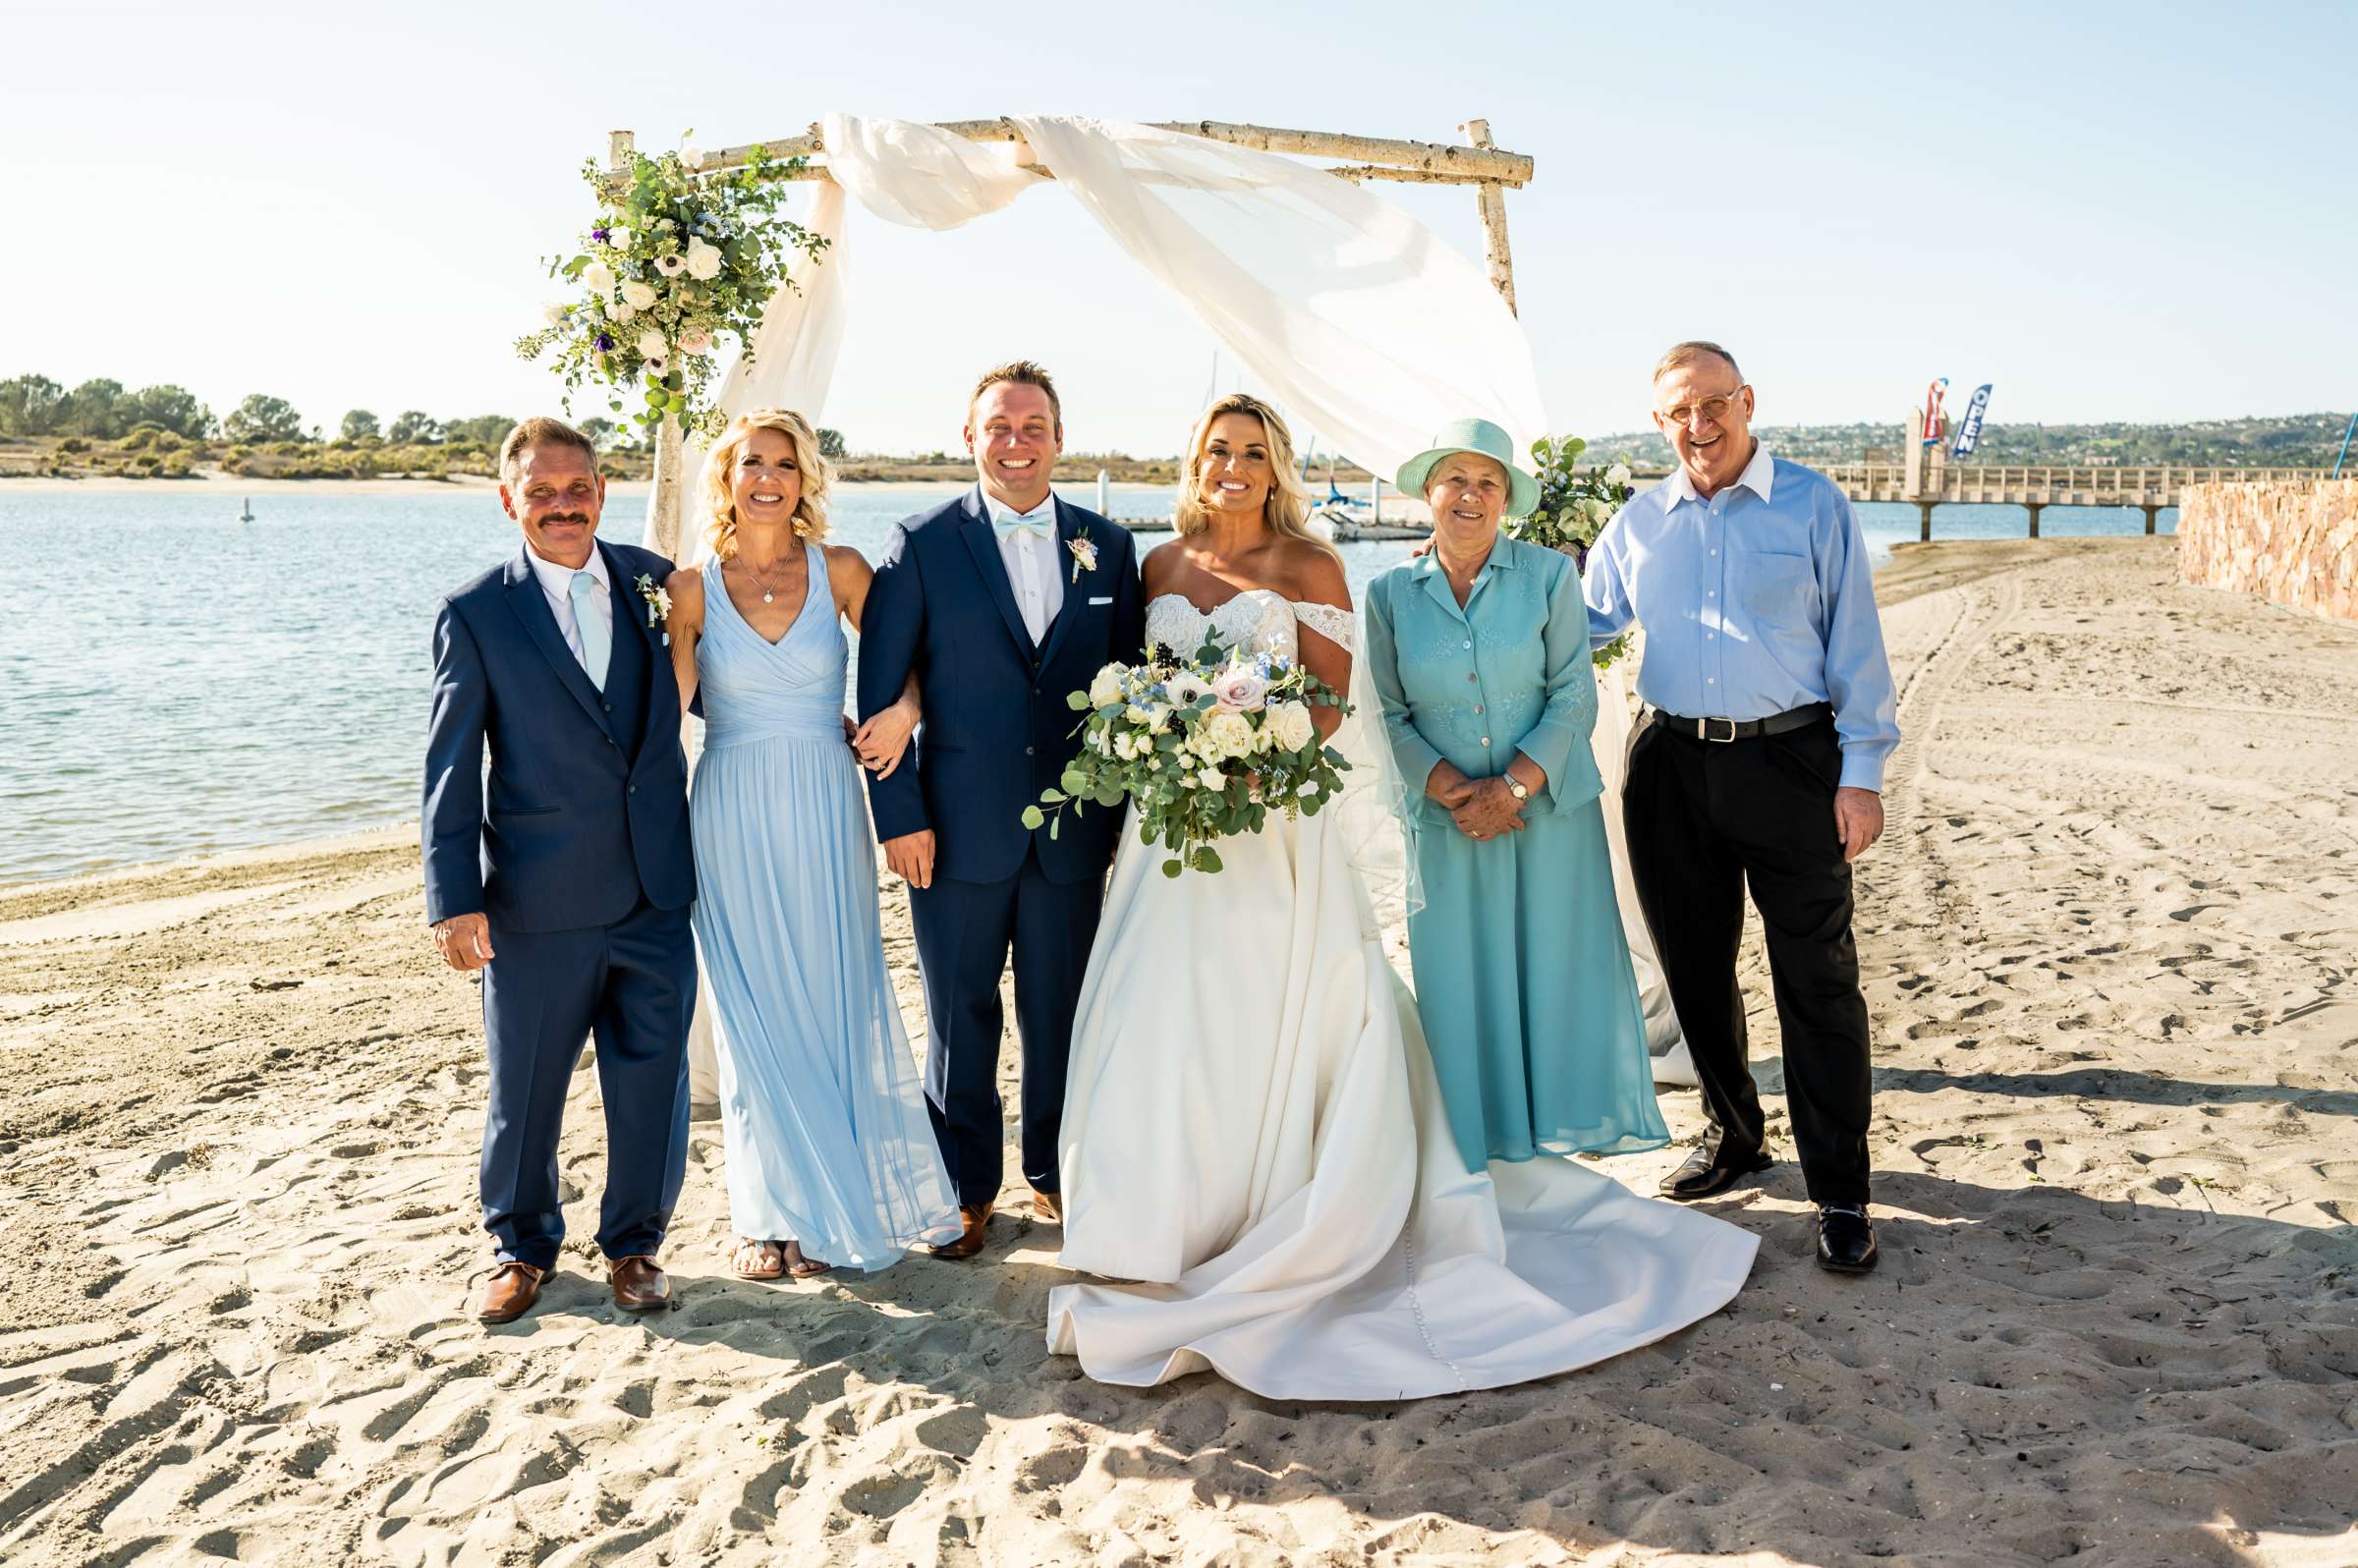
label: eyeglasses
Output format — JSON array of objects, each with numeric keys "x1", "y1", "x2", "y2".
[{"x1": 1657, "y1": 390, "x2": 1747, "y2": 427}]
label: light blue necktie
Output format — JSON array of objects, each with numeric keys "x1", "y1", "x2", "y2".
[
  {"x1": 569, "y1": 571, "x2": 609, "y2": 692},
  {"x1": 993, "y1": 511, "x2": 1054, "y2": 541}
]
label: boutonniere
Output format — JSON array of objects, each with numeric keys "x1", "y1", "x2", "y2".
[
  {"x1": 635, "y1": 573, "x2": 673, "y2": 643},
  {"x1": 1066, "y1": 535, "x2": 1099, "y2": 584}
]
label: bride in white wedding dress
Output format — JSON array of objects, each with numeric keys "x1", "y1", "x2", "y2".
[{"x1": 1047, "y1": 397, "x2": 1757, "y2": 1399}]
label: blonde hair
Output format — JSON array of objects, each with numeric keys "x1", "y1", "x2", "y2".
[
  {"x1": 1173, "y1": 394, "x2": 1332, "y2": 556},
  {"x1": 701, "y1": 408, "x2": 832, "y2": 557}
]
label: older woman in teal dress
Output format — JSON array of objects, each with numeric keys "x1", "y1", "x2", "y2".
[{"x1": 1363, "y1": 419, "x2": 1668, "y2": 1173}]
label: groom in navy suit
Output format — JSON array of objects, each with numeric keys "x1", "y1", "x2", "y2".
[
  {"x1": 422, "y1": 418, "x2": 697, "y2": 1323},
  {"x1": 858, "y1": 362, "x2": 1146, "y2": 1258}
]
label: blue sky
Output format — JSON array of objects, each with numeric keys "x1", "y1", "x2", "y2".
[{"x1": 4, "y1": 1, "x2": 2346, "y2": 457}]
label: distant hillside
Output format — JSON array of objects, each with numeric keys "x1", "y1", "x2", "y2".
[{"x1": 1580, "y1": 413, "x2": 2351, "y2": 470}]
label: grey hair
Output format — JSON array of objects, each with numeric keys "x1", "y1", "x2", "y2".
[{"x1": 1652, "y1": 340, "x2": 1743, "y2": 383}]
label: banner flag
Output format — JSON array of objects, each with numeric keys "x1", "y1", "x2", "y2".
[
  {"x1": 1922, "y1": 378, "x2": 1949, "y2": 447},
  {"x1": 1952, "y1": 383, "x2": 1994, "y2": 459}
]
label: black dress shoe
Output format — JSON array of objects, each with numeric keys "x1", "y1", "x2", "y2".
[
  {"x1": 1816, "y1": 1205, "x2": 1879, "y2": 1274},
  {"x1": 1658, "y1": 1145, "x2": 1773, "y2": 1201}
]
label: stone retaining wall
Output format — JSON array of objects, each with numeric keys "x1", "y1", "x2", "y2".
[{"x1": 2177, "y1": 478, "x2": 2357, "y2": 623}]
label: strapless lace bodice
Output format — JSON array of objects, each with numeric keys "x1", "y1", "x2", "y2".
[{"x1": 1145, "y1": 589, "x2": 1354, "y2": 664}]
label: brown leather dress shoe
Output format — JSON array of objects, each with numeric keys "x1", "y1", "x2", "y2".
[
  {"x1": 928, "y1": 1204, "x2": 991, "y2": 1260},
  {"x1": 477, "y1": 1260, "x2": 544, "y2": 1324},
  {"x1": 1030, "y1": 1189, "x2": 1062, "y2": 1225},
  {"x1": 608, "y1": 1255, "x2": 672, "y2": 1313}
]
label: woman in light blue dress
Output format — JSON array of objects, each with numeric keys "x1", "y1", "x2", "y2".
[
  {"x1": 1363, "y1": 420, "x2": 1668, "y2": 1173},
  {"x1": 665, "y1": 408, "x2": 959, "y2": 1278}
]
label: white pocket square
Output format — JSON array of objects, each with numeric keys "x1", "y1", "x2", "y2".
[{"x1": 1088, "y1": 595, "x2": 1114, "y2": 605}]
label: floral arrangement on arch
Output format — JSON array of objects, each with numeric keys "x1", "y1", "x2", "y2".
[
  {"x1": 515, "y1": 136, "x2": 828, "y2": 440},
  {"x1": 1506, "y1": 434, "x2": 1637, "y2": 670},
  {"x1": 1024, "y1": 633, "x2": 1353, "y2": 877}
]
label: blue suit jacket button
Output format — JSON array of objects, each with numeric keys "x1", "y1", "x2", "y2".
[{"x1": 628, "y1": 784, "x2": 638, "y2": 795}]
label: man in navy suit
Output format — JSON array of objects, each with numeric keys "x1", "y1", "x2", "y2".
[
  {"x1": 422, "y1": 418, "x2": 697, "y2": 1323},
  {"x1": 857, "y1": 362, "x2": 1146, "y2": 1258}
]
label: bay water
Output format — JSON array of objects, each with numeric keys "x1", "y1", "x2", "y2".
[{"x1": 0, "y1": 482, "x2": 2173, "y2": 886}]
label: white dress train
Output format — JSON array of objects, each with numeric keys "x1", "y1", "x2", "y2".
[{"x1": 1046, "y1": 591, "x2": 1757, "y2": 1400}]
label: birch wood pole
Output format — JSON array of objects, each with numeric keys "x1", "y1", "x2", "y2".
[
  {"x1": 1459, "y1": 119, "x2": 1518, "y2": 316},
  {"x1": 606, "y1": 131, "x2": 690, "y2": 564},
  {"x1": 695, "y1": 118, "x2": 1534, "y2": 188}
]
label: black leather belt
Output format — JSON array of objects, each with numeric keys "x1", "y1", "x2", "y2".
[{"x1": 1648, "y1": 702, "x2": 1831, "y2": 743}]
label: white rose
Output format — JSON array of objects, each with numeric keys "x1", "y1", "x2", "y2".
[
  {"x1": 540, "y1": 302, "x2": 569, "y2": 327},
  {"x1": 1089, "y1": 666, "x2": 1125, "y2": 706},
  {"x1": 612, "y1": 302, "x2": 637, "y2": 322},
  {"x1": 620, "y1": 280, "x2": 657, "y2": 310},
  {"x1": 609, "y1": 225, "x2": 632, "y2": 249},
  {"x1": 581, "y1": 260, "x2": 617, "y2": 300},
  {"x1": 1269, "y1": 700, "x2": 1316, "y2": 753},
  {"x1": 680, "y1": 145, "x2": 704, "y2": 170},
  {"x1": 678, "y1": 327, "x2": 712, "y2": 356},
  {"x1": 1113, "y1": 731, "x2": 1138, "y2": 760},
  {"x1": 636, "y1": 329, "x2": 668, "y2": 361},
  {"x1": 1203, "y1": 709, "x2": 1255, "y2": 761},
  {"x1": 685, "y1": 240, "x2": 723, "y2": 281},
  {"x1": 1198, "y1": 767, "x2": 1225, "y2": 792},
  {"x1": 1605, "y1": 464, "x2": 1631, "y2": 487},
  {"x1": 1145, "y1": 704, "x2": 1173, "y2": 734}
]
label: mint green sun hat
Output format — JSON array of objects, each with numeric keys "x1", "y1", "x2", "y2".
[{"x1": 1394, "y1": 418, "x2": 1541, "y2": 518}]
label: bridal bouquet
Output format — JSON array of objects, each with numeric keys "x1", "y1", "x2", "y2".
[
  {"x1": 515, "y1": 135, "x2": 829, "y2": 439},
  {"x1": 1022, "y1": 638, "x2": 1352, "y2": 877},
  {"x1": 1507, "y1": 434, "x2": 1635, "y2": 670}
]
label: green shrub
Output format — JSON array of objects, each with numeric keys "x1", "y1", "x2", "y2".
[{"x1": 57, "y1": 436, "x2": 89, "y2": 454}]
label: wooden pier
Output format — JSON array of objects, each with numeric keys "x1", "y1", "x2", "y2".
[{"x1": 1619, "y1": 462, "x2": 2335, "y2": 540}]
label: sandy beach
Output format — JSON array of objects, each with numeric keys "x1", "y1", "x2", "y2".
[{"x1": 3, "y1": 537, "x2": 2355, "y2": 1565}]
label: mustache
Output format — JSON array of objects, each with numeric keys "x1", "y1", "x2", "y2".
[{"x1": 539, "y1": 512, "x2": 592, "y2": 527}]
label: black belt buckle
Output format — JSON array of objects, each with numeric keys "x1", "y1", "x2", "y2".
[{"x1": 1696, "y1": 715, "x2": 1738, "y2": 743}]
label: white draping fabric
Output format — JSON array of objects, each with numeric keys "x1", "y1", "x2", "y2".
[
  {"x1": 652, "y1": 112, "x2": 1545, "y2": 565},
  {"x1": 804, "y1": 113, "x2": 1546, "y2": 480},
  {"x1": 1589, "y1": 647, "x2": 1698, "y2": 1085}
]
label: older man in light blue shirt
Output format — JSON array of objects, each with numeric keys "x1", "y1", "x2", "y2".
[{"x1": 1584, "y1": 340, "x2": 1897, "y2": 1276}]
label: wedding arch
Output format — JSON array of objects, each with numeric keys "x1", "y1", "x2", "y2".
[
  {"x1": 594, "y1": 114, "x2": 1541, "y2": 563},
  {"x1": 572, "y1": 113, "x2": 1689, "y2": 1095}
]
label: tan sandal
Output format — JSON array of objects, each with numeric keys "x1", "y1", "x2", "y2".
[
  {"x1": 783, "y1": 1241, "x2": 834, "y2": 1279},
  {"x1": 730, "y1": 1239, "x2": 786, "y2": 1280}
]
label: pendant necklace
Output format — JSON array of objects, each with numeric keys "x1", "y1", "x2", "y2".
[{"x1": 739, "y1": 552, "x2": 789, "y2": 604}]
